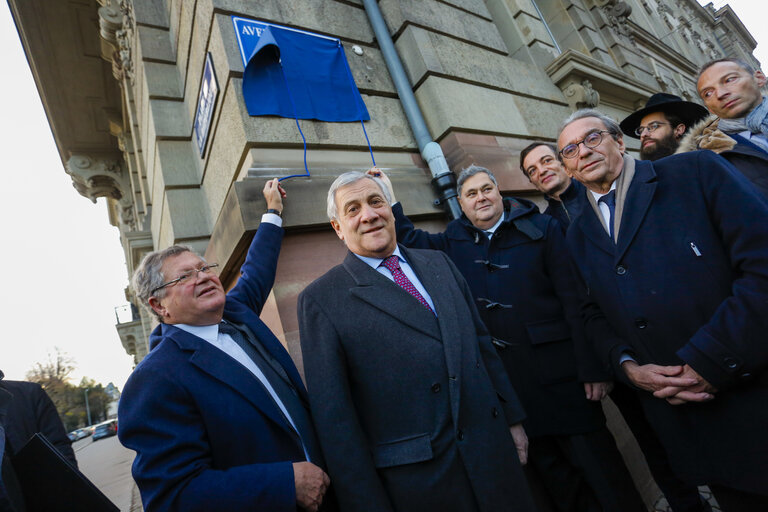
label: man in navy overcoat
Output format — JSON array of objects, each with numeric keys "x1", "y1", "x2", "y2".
[
  {"x1": 377, "y1": 166, "x2": 644, "y2": 512},
  {"x1": 558, "y1": 109, "x2": 768, "y2": 511},
  {"x1": 118, "y1": 180, "x2": 333, "y2": 512}
]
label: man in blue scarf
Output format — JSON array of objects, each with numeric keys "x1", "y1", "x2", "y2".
[{"x1": 677, "y1": 58, "x2": 768, "y2": 197}]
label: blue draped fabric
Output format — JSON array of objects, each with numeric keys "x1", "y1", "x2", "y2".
[{"x1": 243, "y1": 25, "x2": 370, "y2": 122}]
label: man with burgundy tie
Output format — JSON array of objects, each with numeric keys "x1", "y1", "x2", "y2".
[
  {"x1": 297, "y1": 171, "x2": 535, "y2": 512},
  {"x1": 118, "y1": 179, "x2": 334, "y2": 512}
]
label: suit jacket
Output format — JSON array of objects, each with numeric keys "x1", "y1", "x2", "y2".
[
  {"x1": 118, "y1": 223, "x2": 326, "y2": 512},
  {"x1": 393, "y1": 199, "x2": 607, "y2": 438},
  {"x1": 566, "y1": 151, "x2": 768, "y2": 493},
  {"x1": 298, "y1": 246, "x2": 534, "y2": 512}
]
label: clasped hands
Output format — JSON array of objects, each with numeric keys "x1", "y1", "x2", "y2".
[{"x1": 621, "y1": 361, "x2": 717, "y2": 405}]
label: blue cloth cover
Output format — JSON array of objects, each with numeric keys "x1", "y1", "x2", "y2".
[{"x1": 243, "y1": 26, "x2": 369, "y2": 122}]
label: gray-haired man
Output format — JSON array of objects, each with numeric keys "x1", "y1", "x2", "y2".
[
  {"x1": 298, "y1": 171, "x2": 534, "y2": 512},
  {"x1": 118, "y1": 180, "x2": 334, "y2": 512}
]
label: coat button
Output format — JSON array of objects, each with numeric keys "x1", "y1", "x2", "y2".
[
  {"x1": 634, "y1": 318, "x2": 648, "y2": 329},
  {"x1": 431, "y1": 383, "x2": 441, "y2": 393},
  {"x1": 616, "y1": 265, "x2": 627, "y2": 275},
  {"x1": 724, "y1": 357, "x2": 739, "y2": 369},
  {"x1": 456, "y1": 430, "x2": 464, "y2": 441},
  {"x1": 492, "y1": 407, "x2": 499, "y2": 418}
]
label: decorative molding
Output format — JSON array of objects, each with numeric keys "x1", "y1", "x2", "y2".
[
  {"x1": 601, "y1": 0, "x2": 634, "y2": 41},
  {"x1": 546, "y1": 50, "x2": 656, "y2": 112},
  {"x1": 562, "y1": 80, "x2": 600, "y2": 110},
  {"x1": 66, "y1": 153, "x2": 138, "y2": 231}
]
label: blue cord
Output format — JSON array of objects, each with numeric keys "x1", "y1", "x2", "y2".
[
  {"x1": 340, "y1": 41, "x2": 376, "y2": 167},
  {"x1": 277, "y1": 42, "x2": 376, "y2": 182},
  {"x1": 278, "y1": 61, "x2": 310, "y2": 182}
]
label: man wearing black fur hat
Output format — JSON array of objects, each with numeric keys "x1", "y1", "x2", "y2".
[{"x1": 620, "y1": 93, "x2": 708, "y2": 161}]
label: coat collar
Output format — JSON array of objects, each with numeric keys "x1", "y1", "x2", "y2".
[
  {"x1": 342, "y1": 246, "x2": 442, "y2": 341},
  {"x1": 153, "y1": 324, "x2": 301, "y2": 437},
  {"x1": 571, "y1": 158, "x2": 657, "y2": 262}
]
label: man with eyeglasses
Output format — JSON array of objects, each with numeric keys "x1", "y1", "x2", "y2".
[
  {"x1": 558, "y1": 109, "x2": 768, "y2": 511},
  {"x1": 619, "y1": 93, "x2": 708, "y2": 161},
  {"x1": 521, "y1": 140, "x2": 714, "y2": 512},
  {"x1": 118, "y1": 179, "x2": 335, "y2": 512},
  {"x1": 676, "y1": 58, "x2": 768, "y2": 197}
]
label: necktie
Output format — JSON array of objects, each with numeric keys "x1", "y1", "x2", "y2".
[
  {"x1": 218, "y1": 321, "x2": 324, "y2": 466},
  {"x1": 598, "y1": 190, "x2": 616, "y2": 242},
  {"x1": 381, "y1": 255, "x2": 434, "y2": 314}
]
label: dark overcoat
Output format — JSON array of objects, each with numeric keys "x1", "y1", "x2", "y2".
[
  {"x1": 118, "y1": 223, "x2": 327, "y2": 512},
  {"x1": 0, "y1": 378, "x2": 75, "y2": 467},
  {"x1": 298, "y1": 246, "x2": 535, "y2": 512},
  {"x1": 567, "y1": 151, "x2": 768, "y2": 493},
  {"x1": 393, "y1": 200, "x2": 607, "y2": 437}
]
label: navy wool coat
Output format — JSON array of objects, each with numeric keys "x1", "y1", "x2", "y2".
[
  {"x1": 118, "y1": 223, "x2": 325, "y2": 512},
  {"x1": 567, "y1": 151, "x2": 768, "y2": 493},
  {"x1": 394, "y1": 199, "x2": 607, "y2": 437},
  {"x1": 298, "y1": 246, "x2": 534, "y2": 512}
]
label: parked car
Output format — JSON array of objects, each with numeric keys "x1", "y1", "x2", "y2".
[
  {"x1": 67, "y1": 428, "x2": 91, "y2": 442},
  {"x1": 91, "y1": 419, "x2": 118, "y2": 441}
]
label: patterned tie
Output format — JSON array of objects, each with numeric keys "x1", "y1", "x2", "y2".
[
  {"x1": 381, "y1": 255, "x2": 434, "y2": 314},
  {"x1": 598, "y1": 190, "x2": 617, "y2": 242}
]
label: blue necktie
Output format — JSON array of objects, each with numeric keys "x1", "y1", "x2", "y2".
[{"x1": 599, "y1": 190, "x2": 616, "y2": 242}]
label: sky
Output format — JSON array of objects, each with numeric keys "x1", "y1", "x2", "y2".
[{"x1": 0, "y1": 1, "x2": 765, "y2": 391}]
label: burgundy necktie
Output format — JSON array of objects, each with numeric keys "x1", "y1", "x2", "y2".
[{"x1": 381, "y1": 255, "x2": 434, "y2": 314}]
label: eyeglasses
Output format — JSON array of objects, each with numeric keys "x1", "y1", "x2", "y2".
[
  {"x1": 559, "y1": 131, "x2": 612, "y2": 159},
  {"x1": 634, "y1": 121, "x2": 670, "y2": 137},
  {"x1": 151, "y1": 263, "x2": 219, "y2": 295}
]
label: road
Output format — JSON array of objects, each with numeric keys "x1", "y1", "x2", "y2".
[{"x1": 73, "y1": 433, "x2": 142, "y2": 511}]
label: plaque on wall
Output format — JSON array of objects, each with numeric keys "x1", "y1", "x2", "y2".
[{"x1": 194, "y1": 52, "x2": 219, "y2": 158}]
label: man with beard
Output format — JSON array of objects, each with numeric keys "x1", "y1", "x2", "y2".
[
  {"x1": 619, "y1": 93, "x2": 708, "y2": 161},
  {"x1": 676, "y1": 58, "x2": 768, "y2": 197}
]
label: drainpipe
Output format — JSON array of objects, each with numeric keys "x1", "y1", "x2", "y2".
[{"x1": 361, "y1": 0, "x2": 461, "y2": 219}]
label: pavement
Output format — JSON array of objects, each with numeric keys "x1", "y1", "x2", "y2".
[{"x1": 73, "y1": 434, "x2": 143, "y2": 511}]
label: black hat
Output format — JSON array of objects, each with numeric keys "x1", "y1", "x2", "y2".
[{"x1": 620, "y1": 93, "x2": 709, "y2": 139}]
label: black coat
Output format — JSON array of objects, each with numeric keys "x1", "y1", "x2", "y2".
[
  {"x1": 566, "y1": 152, "x2": 768, "y2": 493},
  {"x1": 394, "y1": 199, "x2": 607, "y2": 437},
  {"x1": 299, "y1": 247, "x2": 534, "y2": 512},
  {"x1": 0, "y1": 378, "x2": 75, "y2": 467}
]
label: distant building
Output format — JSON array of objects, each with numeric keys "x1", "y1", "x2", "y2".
[{"x1": 8, "y1": 0, "x2": 765, "y2": 505}]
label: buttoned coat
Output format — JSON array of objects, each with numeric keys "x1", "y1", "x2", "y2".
[
  {"x1": 118, "y1": 223, "x2": 329, "y2": 512},
  {"x1": 567, "y1": 151, "x2": 768, "y2": 493},
  {"x1": 393, "y1": 199, "x2": 607, "y2": 438},
  {"x1": 298, "y1": 246, "x2": 534, "y2": 512}
]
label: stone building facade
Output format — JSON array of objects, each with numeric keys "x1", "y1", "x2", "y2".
[{"x1": 9, "y1": 0, "x2": 763, "y2": 506}]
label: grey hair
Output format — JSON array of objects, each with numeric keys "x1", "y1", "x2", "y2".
[
  {"x1": 698, "y1": 57, "x2": 755, "y2": 80},
  {"x1": 326, "y1": 171, "x2": 391, "y2": 220},
  {"x1": 132, "y1": 245, "x2": 198, "y2": 322},
  {"x1": 457, "y1": 164, "x2": 497, "y2": 197},
  {"x1": 558, "y1": 109, "x2": 624, "y2": 141}
]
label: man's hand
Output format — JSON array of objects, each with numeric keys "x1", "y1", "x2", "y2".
[
  {"x1": 509, "y1": 424, "x2": 528, "y2": 466},
  {"x1": 653, "y1": 364, "x2": 717, "y2": 405},
  {"x1": 366, "y1": 167, "x2": 396, "y2": 204},
  {"x1": 293, "y1": 462, "x2": 330, "y2": 512},
  {"x1": 621, "y1": 361, "x2": 697, "y2": 393},
  {"x1": 584, "y1": 381, "x2": 613, "y2": 401},
  {"x1": 263, "y1": 178, "x2": 287, "y2": 214}
]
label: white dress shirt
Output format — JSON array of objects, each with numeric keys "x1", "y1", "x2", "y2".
[{"x1": 354, "y1": 246, "x2": 437, "y2": 313}]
